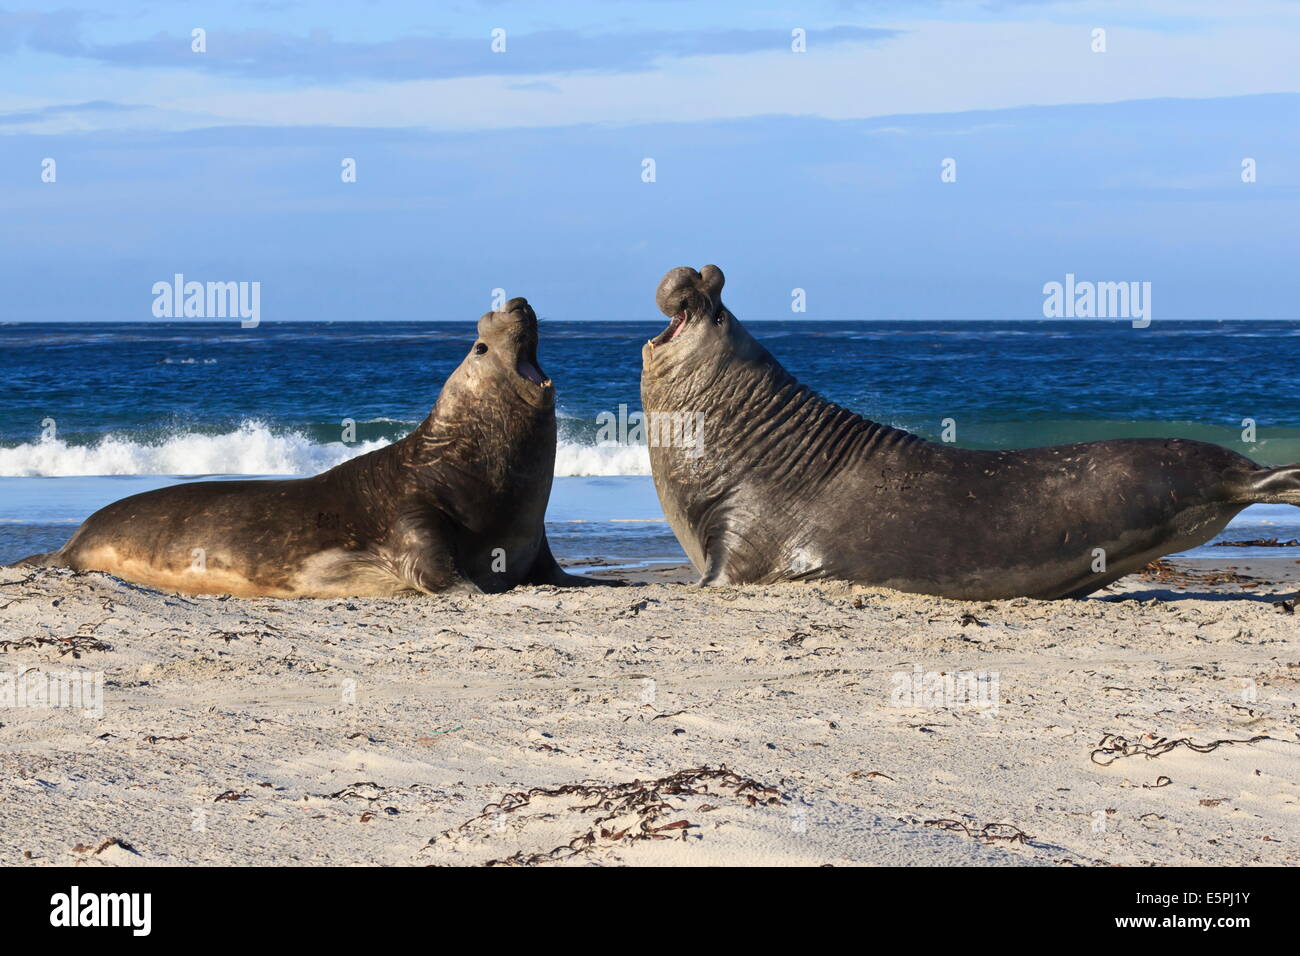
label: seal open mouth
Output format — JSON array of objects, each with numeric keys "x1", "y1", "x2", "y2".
[
  {"x1": 650, "y1": 311, "x2": 688, "y2": 348},
  {"x1": 516, "y1": 356, "x2": 549, "y2": 386}
]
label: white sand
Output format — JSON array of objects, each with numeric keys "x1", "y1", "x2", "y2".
[{"x1": 1, "y1": 562, "x2": 1296, "y2": 866}]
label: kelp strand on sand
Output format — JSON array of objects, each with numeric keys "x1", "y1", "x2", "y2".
[
  {"x1": 1090, "y1": 733, "x2": 1271, "y2": 767},
  {"x1": 431, "y1": 766, "x2": 782, "y2": 866}
]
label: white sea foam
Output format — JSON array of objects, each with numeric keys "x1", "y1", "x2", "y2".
[
  {"x1": 554, "y1": 441, "x2": 651, "y2": 477},
  {"x1": 0, "y1": 422, "x2": 653, "y2": 477},
  {"x1": 0, "y1": 422, "x2": 389, "y2": 477}
]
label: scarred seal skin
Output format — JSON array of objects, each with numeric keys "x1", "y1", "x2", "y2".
[
  {"x1": 19, "y1": 299, "x2": 603, "y2": 597},
  {"x1": 641, "y1": 265, "x2": 1300, "y2": 599}
]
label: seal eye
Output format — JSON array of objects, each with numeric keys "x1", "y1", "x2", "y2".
[
  {"x1": 714, "y1": 310, "x2": 726, "y2": 326},
  {"x1": 474, "y1": 343, "x2": 488, "y2": 355}
]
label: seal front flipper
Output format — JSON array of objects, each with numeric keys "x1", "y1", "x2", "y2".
[
  {"x1": 399, "y1": 536, "x2": 482, "y2": 595},
  {"x1": 698, "y1": 549, "x2": 734, "y2": 587},
  {"x1": 525, "y1": 536, "x2": 618, "y2": 587}
]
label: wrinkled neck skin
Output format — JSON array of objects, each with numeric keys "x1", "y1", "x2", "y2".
[
  {"x1": 641, "y1": 315, "x2": 922, "y2": 573},
  {"x1": 359, "y1": 367, "x2": 556, "y2": 534},
  {"x1": 644, "y1": 316, "x2": 923, "y2": 485}
]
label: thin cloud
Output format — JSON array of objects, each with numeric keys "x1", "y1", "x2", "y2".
[
  {"x1": 0, "y1": 99, "x2": 142, "y2": 125},
  {"x1": 0, "y1": 13, "x2": 900, "y2": 81}
]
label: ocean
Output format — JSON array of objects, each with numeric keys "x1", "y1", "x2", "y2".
[{"x1": 2, "y1": 319, "x2": 1299, "y2": 570}]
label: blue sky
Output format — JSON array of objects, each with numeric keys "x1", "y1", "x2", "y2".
[{"x1": 3, "y1": 0, "x2": 1299, "y2": 320}]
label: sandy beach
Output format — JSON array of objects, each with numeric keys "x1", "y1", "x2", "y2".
[{"x1": 1, "y1": 557, "x2": 1296, "y2": 867}]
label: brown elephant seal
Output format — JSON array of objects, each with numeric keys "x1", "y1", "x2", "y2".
[
  {"x1": 641, "y1": 265, "x2": 1300, "y2": 599},
  {"x1": 21, "y1": 298, "x2": 599, "y2": 597}
]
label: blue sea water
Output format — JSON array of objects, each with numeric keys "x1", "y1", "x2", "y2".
[{"x1": 2, "y1": 319, "x2": 1298, "y2": 568}]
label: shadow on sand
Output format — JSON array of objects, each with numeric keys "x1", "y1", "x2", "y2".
[{"x1": 1097, "y1": 587, "x2": 1297, "y2": 604}]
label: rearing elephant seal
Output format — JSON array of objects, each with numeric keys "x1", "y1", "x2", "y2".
[
  {"x1": 641, "y1": 265, "x2": 1300, "y2": 599},
  {"x1": 23, "y1": 298, "x2": 596, "y2": 597}
]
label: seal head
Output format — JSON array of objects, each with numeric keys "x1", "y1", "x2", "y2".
[
  {"x1": 444, "y1": 297, "x2": 553, "y2": 411},
  {"x1": 642, "y1": 265, "x2": 762, "y2": 378}
]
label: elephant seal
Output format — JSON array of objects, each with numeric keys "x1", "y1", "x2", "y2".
[
  {"x1": 641, "y1": 265, "x2": 1300, "y2": 599},
  {"x1": 22, "y1": 298, "x2": 598, "y2": 597}
]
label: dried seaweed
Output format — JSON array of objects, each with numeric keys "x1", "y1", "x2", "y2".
[
  {"x1": 848, "y1": 769, "x2": 895, "y2": 781},
  {"x1": 1214, "y1": 538, "x2": 1300, "y2": 548},
  {"x1": 923, "y1": 818, "x2": 1034, "y2": 845},
  {"x1": 208, "y1": 629, "x2": 267, "y2": 644},
  {"x1": 435, "y1": 765, "x2": 782, "y2": 866},
  {"x1": 1090, "y1": 733, "x2": 1271, "y2": 767},
  {"x1": 323, "y1": 781, "x2": 386, "y2": 800},
  {"x1": 0, "y1": 634, "x2": 112, "y2": 657},
  {"x1": 1136, "y1": 559, "x2": 1255, "y2": 588},
  {"x1": 72, "y1": 837, "x2": 139, "y2": 856}
]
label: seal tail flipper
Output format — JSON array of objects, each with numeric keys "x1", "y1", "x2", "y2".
[
  {"x1": 12, "y1": 550, "x2": 60, "y2": 567},
  {"x1": 1225, "y1": 464, "x2": 1300, "y2": 505}
]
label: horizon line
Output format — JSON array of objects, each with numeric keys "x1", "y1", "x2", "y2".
[{"x1": 5, "y1": 317, "x2": 1300, "y2": 325}]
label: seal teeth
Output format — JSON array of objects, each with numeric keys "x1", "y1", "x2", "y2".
[
  {"x1": 651, "y1": 311, "x2": 687, "y2": 347},
  {"x1": 516, "y1": 356, "x2": 547, "y2": 385}
]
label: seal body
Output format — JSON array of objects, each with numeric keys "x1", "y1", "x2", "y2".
[
  {"x1": 641, "y1": 265, "x2": 1300, "y2": 599},
  {"x1": 25, "y1": 299, "x2": 595, "y2": 597}
]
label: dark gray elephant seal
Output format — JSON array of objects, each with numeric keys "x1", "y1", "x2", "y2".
[
  {"x1": 21, "y1": 299, "x2": 598, "y2": 597},
  {"x1": 641, "y1": 265, "x2": 1300, "y2": 599}
]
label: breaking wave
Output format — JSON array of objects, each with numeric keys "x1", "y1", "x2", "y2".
[{"x1": 0, "y1": 420, "x2": 652, "y2": 477}]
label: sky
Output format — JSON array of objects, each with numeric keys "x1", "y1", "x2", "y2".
[{"x1": 2, "y1": 0, "x2": 1299, "y2": 321}]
